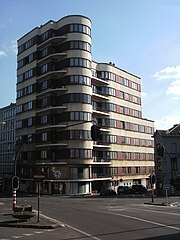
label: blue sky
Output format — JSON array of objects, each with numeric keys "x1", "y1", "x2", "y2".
[{"x1": 0, "y1": 0, "x2": 179, "y2": 130}]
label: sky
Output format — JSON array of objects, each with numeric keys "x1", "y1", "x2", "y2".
[{"x1": 0, "y1": 0, "x2": 179, "y2": 130}]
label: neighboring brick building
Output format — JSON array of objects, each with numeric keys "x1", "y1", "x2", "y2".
[
  {"x1": 0, "y1": 103, "x2": 16, "y2": 190},
  {"x1": 154, "y1": 124, "x2": 180, "y2": 196}
]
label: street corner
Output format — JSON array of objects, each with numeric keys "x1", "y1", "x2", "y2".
[{"x1": 0, "y1": 210, "x2": 65, "y2": 229}]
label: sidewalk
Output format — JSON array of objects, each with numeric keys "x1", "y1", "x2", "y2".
[
  {"x1": 144, "y1": 196, "x2": 180, "y2": 207},
  {"x1": 0, "y1": 200, "x2": 64, "y2": 229}
]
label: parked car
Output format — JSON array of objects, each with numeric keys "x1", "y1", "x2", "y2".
[
  {"x1": 131, "y1": 184, "x2": 147, "y2": 194},
  {"x1": 100, "y1": 188, "x2": 117, "y2": 196},
  {"x1": 117, "y1": 186, "x2": 134, "y2": 194}
]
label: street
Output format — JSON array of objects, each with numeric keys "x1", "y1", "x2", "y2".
[{"x1": 0, "y1": 195, "x2": 180, "y2": 239}]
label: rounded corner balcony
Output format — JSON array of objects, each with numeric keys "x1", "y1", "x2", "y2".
[
  {"x1": 36, "y1": 85, "x2": 67, "y2": 97},
  {"x1": 37, "y1": 69, "x2": 67, "y2": 81},
  {"x1": 35, "y1": 142, "x2": 68, "y2": 148},
  {"x1": 36, "y1": 105, "x2": 67, "y2": 114},
  {"x1": 91, "y1": 75, "x2": 109, "y2": 86},
  {"x1": 92, "y1": 92, "x2": 110, "y2": 101},
  {"x1": 37, "y1": 35, "x2": 68, "y2": 49},
  {"x1": 38, "y1": 52, "x2": 68, "y2": 64}
]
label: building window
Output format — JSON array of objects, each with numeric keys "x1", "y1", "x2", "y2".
[
  {"x1": 41, "y1": 31, "x2": 49, "y2": 41},
  {"x1": 17, "y1": 74, "x2": 23, "y2": 83},
  {"x1": 16, "y1": 120, "x2": 22, "y2": 129},
  {"x1": 126, "y1": 137, "x2": 131, "y2": 145},
  {"x1": 120, "y1": 91, "x2": 124, "y2": 99},
  {"x1": 124, "y1": 79, "x2": 129, "y2": 86},
  {"x1": 41, "y1": 150, "x2": 47, "y2": 159},
  {"x1": 69, "y1": 41, "x2": 91, "y2": 52},
  {"x1": 70, "y1": 149, "x2": 92, "y2": 159},
  {"x1": 69, "y1": 58, "x2": 91, "y2": 68},
  {"x1": 122, "y1": 167, "x2": 126, "y2": 174},
  {"x1": 141, "y1": 139, "x2": 146, "y2": 146},
  {"x1": 124, "y1": 93, "x2": 130, "y2": 101},
  {"x1": 125, "y1": 122, "x2": 130, "y2": 130},
  {"x1": 24, "y1": 69, "x2": 33, "y2": 80},
  {"x1": 147, "y1": 153, "x2": 153, "y2": 160},
  {"x1": 127, "y1": 167, "x2": 131, "y2": 174},
  {"x1": 135, "y1": 167, "x2": 140, "y2": 174},
  {"x1": 172, "y1": 158, "x2": 177, "y2": 170},
  {"x1": 171, "y1": 143, "x2": 177, "y2": 153},
  {"x1": 41, "y1": 132, "x2": 48, "y2": 141},
  {"x1": 70, "y1": 75, "x2": 91, "y2": 86},
  {"x1": 125, "y1": 107, "x2": 130, "y2": 115},
  {"x1": 121, "y1": 136, "x2": 125, "y2": 144},
  {"x1": 132, "y1": 82, "x2": 138, "y2": 90},
  {"x1": 120, "y1": 77, "x2": 124, "y2": 85},
  {"x1": 132, "y1": 96, "x2": 138, "y2": 103},
  {"x1": 134, "y1": 153, "x2": 140, "y2": 160},
  {"x1": 41, "y1": 47, "x2": 48, "y2": 58},
  {"x1": 70, "y1": 111, "x2": 91, "y2": 121},
  {"x1": 40, "y1": 115, "x2": 48, "y2": 124},
  {"x1": 41, "y1": 64, "x2": 48, "y2": 74},
  {"x1": 27, "y1": 117, "x2": 32, "y2": 126},
  {"x1": 69, "y1": 24, "x2": 91, "y2": 35},
  {"x1": 134, "y1": 124, "x2": 139, "y2": 131},
  {"x1": 24, "y1": 101, "x2": 33, "y2": 111},
  {"x1": 134, "y1": 138, "x2": 140, "y2": 146},
  {"x1": 133, "y1": 110, "x2": 139, "y2": 117},
  {"x1": 122, "y1": 152, "x2": 131, "y2": 160},
  {"x1": 146, "y1": 127, "x2": 152, "y2": 134},
  {"x1": 120, "y1": 107, "x2": 124, "y2": 114}
]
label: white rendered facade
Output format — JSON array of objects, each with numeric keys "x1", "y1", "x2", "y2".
[{"x1": 16, "y1": 15, "x2": 154, "y2": 194}]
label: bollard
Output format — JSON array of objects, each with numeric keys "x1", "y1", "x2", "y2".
[{"x1": 12, "y1": 189, "x2": 16, "y2": 210}]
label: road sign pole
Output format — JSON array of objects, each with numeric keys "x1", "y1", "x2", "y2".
[
  {"x1": 151, "y1": 185, "x2": 154, "y2": 203},
  {"x1": 33, "y1": 171, "x2": 45, "y2": 223},
  {"x1": 37, "y1": 182, "x2": 40, "y2": 223},
  {"x1": 165, "y1": 189, "x2": 168, "y2": 204}
]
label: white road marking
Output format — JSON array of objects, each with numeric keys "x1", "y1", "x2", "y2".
[
  {"x1": 65, "y1": 223, "x2": 102, "y2": 240},
  {"x1": 33, "y1": 231, "x2": 43, "y2": 234},
  {"x1": 12, "y1": 237, "x2": 23, "y2": 239},
  {"x1": 131, "y1": 206, "x2": 180, "y2": 216},
  {"x1": 102, "y1": 210, "x2": 180, "y2": 231},
  {"x1": 39, "y1": 213, "x2": 101, "y2": 240},
  {"x1": 108, "y1": 204, "x2": 180, "y2": 216},
  {"x1": 22, "y1": 233, "x2": 34, "y2": 236}
]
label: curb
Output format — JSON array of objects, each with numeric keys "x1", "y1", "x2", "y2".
[
  {"x1": 144, "y1": 202, "x2": 167, "y2": 206},
  {"x1": 0, "y1": 212, "x2": 65, "y2": 229},
  {"x1": 0, "y1": 221, "x2": 59, "y2": 229}
]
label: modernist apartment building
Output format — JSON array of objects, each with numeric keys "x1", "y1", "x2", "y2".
[
  {"x1": 0, "y1": 103, "x2": 16, "y2": 189},
  {"x1": 16, "y1": 15, "x2": 154, "y2": 194},
  {"x1": 154, "y1": 124, "x2": 180, "y2": 196}
]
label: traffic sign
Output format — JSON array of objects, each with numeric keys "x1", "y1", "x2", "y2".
[
  {"x1": 163, "y1": 184, "x2": 169, "y2": 190},
  {"x1": 33, "y1": 171, "x2": 45, "y2": 181}
]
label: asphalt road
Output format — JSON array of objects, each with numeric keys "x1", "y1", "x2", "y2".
[{"x1": 0, "y1": 195, "x2": 180, "y2": 240}]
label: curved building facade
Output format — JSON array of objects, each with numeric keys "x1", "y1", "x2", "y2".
[{"x1": 16, "y1": 15, "x2": 154, "y2": 194}]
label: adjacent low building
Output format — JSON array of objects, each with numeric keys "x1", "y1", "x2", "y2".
[
  {"x1": 0, "y1": 103, "x2": 16, "y2": 190},
  {"x1": 16, "y1": 15, "x2": 154, "y2": 194},
  {"x1": 154, "y1": 124, "x2": 180, "y2": 196}
]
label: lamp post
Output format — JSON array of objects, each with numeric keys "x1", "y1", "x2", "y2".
[{"x1": 12, "y1": 135, "x2": 33, "y2": 210}]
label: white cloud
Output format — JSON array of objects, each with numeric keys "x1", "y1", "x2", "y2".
[
  {"x1": 0, "y1": 50, "x2": 7, "y2": 58},
  {"x1": 141, "y1": 91, "x2": 147, "y2": 97},
  {"x1": 154, "y1": 65, "x2": 180, "y2": 81},
  {"x1": 155, "y1": 115, "x2": 180, "y2": 130},
  {"x1": 166, "y1": 80, "x2": 180, "y2": 95},
  {"x1": 10, "y1": 40, "x2": 17, "y2": 54}
]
